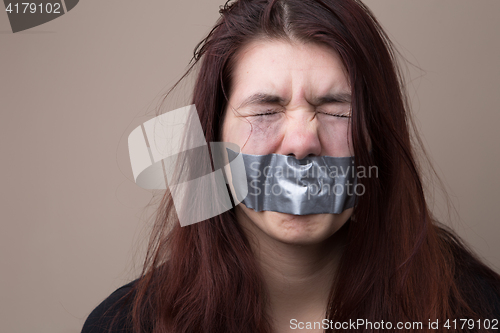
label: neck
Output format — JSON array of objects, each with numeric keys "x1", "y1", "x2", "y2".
[{"x1": 236, "y1": 209, "x2": 348, "y2": 330}]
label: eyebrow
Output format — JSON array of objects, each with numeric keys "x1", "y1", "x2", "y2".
[
  {"x1": 310, "y1": 93, "x2": 351, "y2": 105},
  {"x1": 237, "y1": 93, "x2": 286, "y2": 109},
  {"x1": 237, "y1": 92, "x2": 351, "y2": 109}
]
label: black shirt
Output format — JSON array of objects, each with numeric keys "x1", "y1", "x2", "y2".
[
  {"x1": 82, "y1": 273, "x2": 500, "y2": 333},
  {"x1": 82, "y1": 280, "x2": 137, "y2": 333}
]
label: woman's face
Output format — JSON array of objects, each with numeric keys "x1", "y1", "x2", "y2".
[{"x1": 222, "y1": 40, "x2": 353, "y2": 245}]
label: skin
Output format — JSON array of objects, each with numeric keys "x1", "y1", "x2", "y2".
[{"x1": 221, "y1": 40, "x2": 354, "y2": 332}]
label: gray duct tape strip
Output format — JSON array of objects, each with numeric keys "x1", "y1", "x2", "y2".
[{"x1": 227, "y1": 150, "x2": 357, "y2": 215}]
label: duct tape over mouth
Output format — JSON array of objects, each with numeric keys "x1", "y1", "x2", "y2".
[
  {"x1": 128, "y1": 105, "x2": 357, "y2": 227},
  {"x1": 226, "y1": 150, "x2": 357, "y2": 215}
]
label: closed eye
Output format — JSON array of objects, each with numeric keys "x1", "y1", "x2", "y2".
[
  {"x1": 253, "y1": 110, "x2": 281, "y2": 116},
  {"x1": 318, "y1": 111, "x2": 351, "y2": 118}
]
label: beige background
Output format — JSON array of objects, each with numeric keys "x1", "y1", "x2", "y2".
[{"x1": 0, "y1": 1, "x2": 499, "y2": 332}]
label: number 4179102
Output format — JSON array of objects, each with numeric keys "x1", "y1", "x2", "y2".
[
  {"x1": 5, "y1": 3, "x2": 62, "y2": 14},
  {"x1": 443, "y1": 319, "x2": 498, "y2": 330}
]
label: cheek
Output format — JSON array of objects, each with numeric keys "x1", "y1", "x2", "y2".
[
  {"x1": 223, "y1": 115, "x2": 285, "y2": 154},
  {"x1": 318, "y1": 119, "x2": 353, "y2": 157},
  {"x1": 243, "y1": 118, "x2": 284, "y2": 153},
  {"x1": 222, "y1": 114, "x2": 250, "y2": 146}
]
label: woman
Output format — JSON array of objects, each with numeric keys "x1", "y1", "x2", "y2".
[{"x1": 82, "y1": 0, "x2": 500, "y2": 332}]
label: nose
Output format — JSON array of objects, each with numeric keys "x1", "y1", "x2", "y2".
[{"x1": 279, "y1": 110, "x2": 322, "y2": 160}]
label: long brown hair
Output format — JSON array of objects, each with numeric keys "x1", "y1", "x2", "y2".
[{"x1": 121, "y1": 0, "x2": 500, "y2": 332}]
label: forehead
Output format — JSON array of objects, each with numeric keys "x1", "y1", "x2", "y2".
[{"x1": 229, "y1": 39, "x2": 350, "y2": 105}]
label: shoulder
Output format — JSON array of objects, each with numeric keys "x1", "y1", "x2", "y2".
[
  {"x1": 459, "y1": 264, "x2": 500, "y2": 318},
  {"x1": 438, "y1": 225, "x2": 500, "y2": 317},
  {"x1": 81, "y1": 279, "x2": 138, "y2": 333}
]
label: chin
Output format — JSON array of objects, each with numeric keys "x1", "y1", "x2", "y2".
[
  {"x1": 264, "y1": 211, "x2": 343, "y2": 245},
  {"x1": 238, "y1": 206, "x2": 352, "y2": 246}
]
